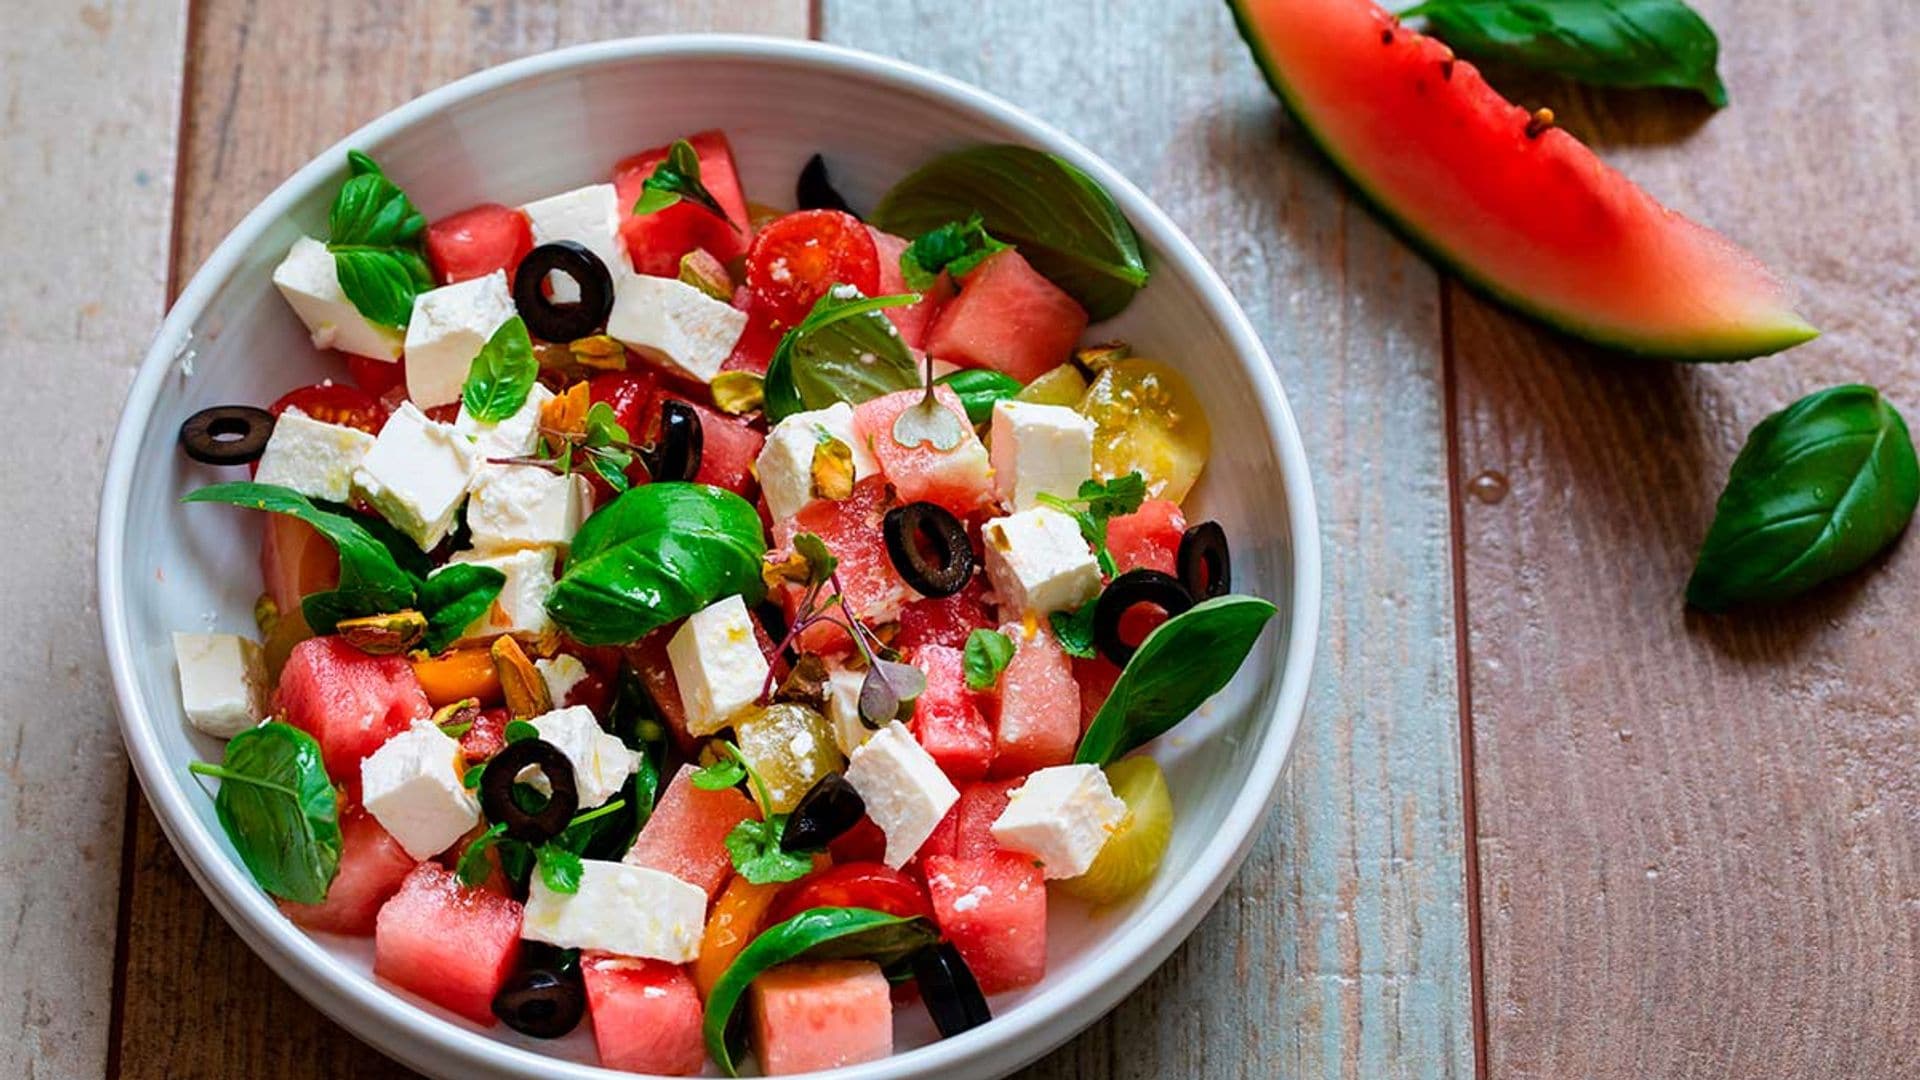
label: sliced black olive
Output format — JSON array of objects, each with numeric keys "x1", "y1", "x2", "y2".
[
  {"x1": 1177, "y1": 520, "x2": 1231, "y2": 600},
  {"x1": 480, "y1": 738, "x2": 579, "y2": 843},
  {"x1": 912, "y1": 942, "x2": 991, "y2": 1038},
  {"x1": 179, "y1": 405, "x2": 275, "y2": 466},
  {"x1": 491, "y1": 960, "x2": 586, "y2": 1038},
  {"x1": 782, "y1": 773, "x2": 866, "y2": 851},
  {"x1": 639, "y1": 398, "x2": 703, "y2": 483},
  {"x1": 796, "y1": 154, "x2": 856, "y2": 216},
  {"x1": 1093, "y1": 569, "x2": 1195, "y2": 665},
  {"x1": 511, "y1": 240, "x2": 614, "y2": 342},
  {"x1": 883, "y1": 502, "x2": 975, "y2": 598}
]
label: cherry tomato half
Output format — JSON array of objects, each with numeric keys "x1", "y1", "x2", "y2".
[
  {"x1": 743, "y1": 210, "x2": 879, "y2": 329},
  {"x1": 344, "y1": 354, "x2": 406, "y2": 397},
  {"x1": 766, "y1": 862, "x2": 933, "y2": 928},
  {"x1": 269, "y1": 382, "x2": 387, "y2": 435}
]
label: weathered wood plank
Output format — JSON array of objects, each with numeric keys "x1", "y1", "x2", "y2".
[
  {"x1": 821, "y1": 4, "x2": 1474, "y2": 1077},
  {"x1": 115, "y1": 3, "x2": 806, "y2": 1076},
  {"x1": 1454, "y1": 0, "x2": 1920, "y2": 1075},
  {"x1": 0, "y1": 3, "x2": 187, "y2": 1079}
]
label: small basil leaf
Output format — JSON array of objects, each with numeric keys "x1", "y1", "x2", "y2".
[
  {"x1": 1687, "y1": 384, "x2": 1919, "y2": 611},
  {"x1": 763, "y1": 289, "x2": 922, "y2": 423},
  {"x1": 692, "y1": 755, "x2": 748, "y2": 791},
  {"x1": 899, "y1": 215, "x2": 1009, "y2": 290},
  {"x1": 793, "y1": 532, "x2": 839, "y2": 586},
  {"x1": 634, "y1": 139, "x2": 731, "y2": 224},
  {"x1": 417, "y1": 563, "x2": 506, "y2": 654},
  {"x1": 188, "y1": 722, "x2": 341, "y2": 905},
  {"x1": 1050, "y1": 603, "x2": 1098, "y2": 660},
  {"x1": 723, "y1": 816, "x2": 813, "y2": 885},
  {"x1": 964, "y1": 628, "x2": 1016, "y2": 691},
  {"x1": 536, "y1": 843, "x2": 584, "y2": 895},
  {"x1": 505, "y1": 720, "x2": 539, "y2": 744},
  {"x1": 936, "y1": 368, "x2": 1024, "y2": 424},
  {"x1": 455, "y1": 822, "x2": 507, "y2": 887},
  {"x1": 461, "y1": 316, "x2": 539, "y2": 423},
  {"x1": 325, "y1": 151, "x2": 430, "y2": 329}
]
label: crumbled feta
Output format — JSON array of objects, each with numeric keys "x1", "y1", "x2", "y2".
[
  {"x1": 436, "y1": 547, "x2": 556, "y2": 642},
  {"x1": 981, "y1": 506, "x2": 1102, "y2": 617},
  {"x1": 605, "y1": 273, "x2": 749, "y2": 383},
  {"x1": 252, "y1": 407, "x2": 376, "y2": 504},
  {"x1": 756, "y1": 403, "x2": 881, "y2": 523},
  {"x1": 171, "y1": 632, "x2": 268, "y2": 739},
  {"x1": 465, "y1": 465, "x2": 592, "y2": 554},
  {"x1": 529, "y1": 705, "x2": 638, "y2": 810},
  {"x1": 352, "y1": 402, "x2": 481, "y2": 550},
  {"x1": 360, "y1": 721, "x2": 481, "y2": 860},
  {"x1": 455, "y1": 381, "x2": 553, "y2": 460},
  {"x1": 823, "y1": 664, "x2": 875, "y2": 758},
  {"x1": 522, "y1": 860, "x2": 705, "y2": 962},
  {"x1": 270, "y1": 235, "x2": 403, "y2": 361},
  {"x1": 844, "y1": 721, "x2": 960, "y2": 869},
  {"x1": 402, "y1": 270, "x2": 518, "y2": 409},
  {"x1": 520, "y1": 184, "x2": 624, "y2": 301},
  {"x1": 990, "y1": 764, "x2": 1128, "y2": 879},
  {"x1": 666, "y1": 594, "x2": 769, "y2": 737},
  {"x1": 536, "y1": 654, "x2": 589, "y2": 709},
  {"x1": 988, "y1": 400, "x2": 1096, "y2": 511}
]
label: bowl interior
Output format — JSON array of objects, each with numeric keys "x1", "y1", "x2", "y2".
[{"x1": 105, "y1": 38, "x2": 1312, "y2": 1079}]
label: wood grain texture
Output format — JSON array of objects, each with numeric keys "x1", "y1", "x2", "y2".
[
  {"x1": 823, "y1": 4, "x2": 1474, "y2": 1077},
  {"x1": 0, "y1": 3, "x2": 187, "y2": 1079},
  {"x1": 1453, "y1": 0, "x2": 1920, "y2": 1076}
]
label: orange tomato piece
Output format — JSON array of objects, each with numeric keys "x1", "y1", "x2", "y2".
[
  {"x1": 409, "y1": 648, "x2": 502, "y2": 708},
  {"x1": 693, "y1": 876, "x2": 784, "y2": 999}
]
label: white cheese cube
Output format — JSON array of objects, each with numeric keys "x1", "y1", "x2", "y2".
[
  {"x1": 171, "y1": 632, "x2": 268, "y2": 739},
  {"x1": 252, "y1": 406, "x2": 376, "y2": 504},
  {"x1": 981, "y1": 506, "x2": 1102, "y2": 616},
  {"x1": 989, "y1": 400, "x2": 1095, "y2": 511},
  {"x1": 606, "y1": 273, "x2": 748, "y2": 382},
  {"x1": 437, "y1": 547, "x2": 555, "y2": 642},
  {"x1": 402, "y1": 270, "x2": 518, "y2": 409},
  {"x1": 520, "y1": 184, "x2": 625, "y2": 301},
  {"x1": 522, "y1": 860, "x2": 705, "y2": 961},
  {"x1": 666, "y1": 594, "x2": 769, "y2": 737},
  {"x1": 757, "y1": 402, "x2": 881, "y2": 523},
  {"x1": 271, "y1": 235, "x2": 403, "y2": 361},
  {"x1": 529, "y1": 705, "x2": 637, "y2": 810},
  {"x1": 455, "y1": 381, "x2": 553, "y2": 460},
  {"x1": 360, "y1": 721, "x2": 481, "y2": 860},
  {"x1": 991, "y1": 764, "x2": 1129, "y2": 879},
  {"x1": 353, "y1": 402, "x2": 481, "y2": 550},
  {"x1": 824, "y1": 665, "x2": 876, "y2": 758},
  {"x1": 536, "y1": 654, "x2": 589, "y2": 709},
  {"x1": 844, "y1": 721, "x2": 960, "y2": 869},
  {"x1": 466, "y1": 464, "x2": 592, "y2": 554}
]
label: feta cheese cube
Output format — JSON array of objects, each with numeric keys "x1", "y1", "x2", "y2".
[
  {"x1": 536, "y1": 654, "x2": 589, "y2": 709},
  {"x1": 991, "y1": 764, "x2": 1128, "y2": 879},
  {"x1": 455, "y1": 381, "x2": 553, "y2": 460},
  {"x1": 437, "y1": 547, "x2": 556, "y2": 642},
  {"x1": 529, "y1": 705, "x2": 638, "y2": 809},
  {"x1": 989, "y1": 400, "x2": 1095, "y2": 511},
  {"x1": 271, "y1": 235, "x2": 403, "y2": 361},
  {"x1": 520, "y1": 184, "x2": 624, "y2": 301},
  {"x1": 466, "y1": 464, "x2": 592, "y2": 554},
  {"x1": 171, "y1": 632, "x2": 268, "y2": 739},
  {"x1": 522, "y1": 860, "x2": 705, "y2": 961},
  {"x1": 756, "y1": 403, "x2": 881, "y2": 523},
  {"x1": 353, "y1": 402, "x2": 481, "y2": 550},
  {"x1": 252, "y1": 406, "x2": 376, "y2": 503},
  {"x1": 824, "y1": 665, "x2": 876, "y2": 757},
  {"x1": 360, "y1": 721, "x2": 481, "y2": 860},
  {"x1": 402, "y1": 270, "x2": 518, "y2": 409},
  {"x1": 666, "y1": 594, "x2": 769, "y2": 737},
  {"x1": 844, "y1": 721, "x2": 960, "y2": 869},
  {"x1": 981, "y1": 506, "x2": 1102, "y2": 616},
  {"x1": 606, "y1": 273, "x2": 748, "y2": 382}
]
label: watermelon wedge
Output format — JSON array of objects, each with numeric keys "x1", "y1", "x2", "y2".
[{"x1": 1227, "y1": 0, "x2": 1816, "y2": 360}]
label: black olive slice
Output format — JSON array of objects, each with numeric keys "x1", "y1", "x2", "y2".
[
  {"x1": 1177, "y1": 520, "x2": 1231, "y2": 600},
  {"x1": 1093, "y1": 569, "x2": 1195, "y2": 666},
  {"x1": 640, "y1": 398, "x2": 704, "y2": 483},
  {"x1": 480, "y1": 738, "x2": 579, "y2": 843},
  {"x1": 179, "y1": 405, "x2": 275, "y2": 466},
  {"x1": 511, "y1": 240, "x2": 615, "y2": 342},
  {"x1": 883, "y1": 502, "x2": 975, "y2": 598},
  {"x1": 912, "y1": 942, "x2": 991, "y2": 1038},
  {"x1": 491, "y1": 961, "x2": 586, "y2": 1038},
  {"x1": 796, "y1": 154, "x2": 856, "y2": 216},
  {"x1": 781, "y1": 773, "x2": 866, "y2": 851}
]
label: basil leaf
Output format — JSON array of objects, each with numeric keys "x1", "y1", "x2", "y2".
[
  {"x1": 899, "y1": 215, "x2": 1010, "y2": 290},
  {"x1": 703, "y1": 908, "x2": 939, "y2": 1076},
  {"x1": 871, "y1": 145, "x2": 1147, "y2": 321},
  {"x1": 723, "y1": 816, "x2": 813, "y2": 885},
  {"x1": 313, "y1": 498, "x2": 433, "y2": 583},
  {"x1": 546, "y1": 482, "x2": 767, "y2": 645},
  {"x1": 188, "y1": 722, "x2": 341, "y2": 905},
  {"x1": 1404, "y1": 0, "x2": 1728, "y2": 107},
  {"x1": 330, "y1": 151, "x2": 426, "y2": 246},
  {"x1": 416, "y1": 563, "x2": 506, "y2": 654},
  {"x1": 1075, "y1": 595, "x2": 1277, "y2": 766},
  {"x1": 1050, "y1": 603, "x2": 1098, "y2": 660},
  {"x1": 936, "y1": 368, "x2": 1024, "y2": 424},
  {"x1": 505, "y1": 720, "x2": 538, "y2": 743},
  {"x1": 461, "y1": 316, "x2": 539, "y2": 422},
  {"x1": 331, "y1": 248, "x2": 431, "y2": 330},
  {"x1": 763, "y1": 289, "x2": 922, "y2": 423},
  {"x1": 1687, "y1": 385, "x2": 1919, "y2": 611},
  {"x1": 325, "y1": 151, "x2": 431, "y2": 329},
  {"x1": 633, "y1": 139, "x2": 731, "y2": 223},
  {"x1": 692, "y1": 755, "x2": 748, "y2": 791},
  {"x1": 536, "y1": 843, "x2": 584, "y2": 894},
  {"x1": 964, "y1": 628, "x2": 1016, "y2": 690}
]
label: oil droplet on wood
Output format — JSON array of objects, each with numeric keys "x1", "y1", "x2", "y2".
[{"x1": 1467, "y1": 470, "x2": 1509, "y2": 504}]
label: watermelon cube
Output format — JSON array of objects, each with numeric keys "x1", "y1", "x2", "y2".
[
  {"x1": 924, "y1": 250, "x2": 1088, "y2": 384},
  {"x1": 990, "y1": 624, "x2": 1081, "y2": 777},
  {"x1": 424, "y1": 202, "x2": 532, "y2": 286},
  {"x1": 750, "y1": 960, "x2": 893, "y2": 1075},
  {"x1": 923, "y1": 853, "x2": 1047, "y2": 995},
  {"x1": 373, "y1": 862, "x2": 522, "y2": 1025},
  {"x1": 777, "y1": 476, "x2": 915, "y2": 654},
  {"x1": 625, "y1": 763, "x2": 759, "y2": 899},
  {"x1": 1073, "y1": 656, "x2": 1123, "y2": 733},
  {"x1": 275, "y1": 636, "x2": 432, "y2": 789},
  {"x1": 852, "y1": 387, "x2": 993, "y2": 517},
  {"x1": 280, "y1": 807, "x2": 418, "y2": 936},
  {"x1": 920, "y1": 778, "x2": 1020, "y2": 862},
  {"x1": 613, "y1": 130, "x2": 753, "y2": 276},
  {"x1": 1105, "y1": 499, "x2": 1186, "y2": 576},
  {"x1": 868, "y1": 228, "x2": 954, "y2": 349},
  {"x1": 909, "y1": 645, "x2": 993, "y2": 782},
  {"x1": 581, "y1": 955, "x2": 706, "y2": 1076},
  {"x1": 895, "y1": 576, "x2": 993, "y2": 653}
]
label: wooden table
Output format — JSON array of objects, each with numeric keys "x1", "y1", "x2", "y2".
[{"x1": 5, "y1": 0, "x2": 1913, "y2": 1076}]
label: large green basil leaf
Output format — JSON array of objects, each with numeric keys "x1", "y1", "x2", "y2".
[
  {"x1": 416, "y1": 562, "x2": 506, "y2": 654},
  {"x1": 871, "y1": 145, "x2": 1148, "y2": 321},
  {"x1": 189, "y1": 722, "x2": 342, "y2": 905},
  {"x1": 763, "y1": 290, "x2": 921, "y2": 423},
  {"x1": 1076, "y1": 594, "x2": 1278, "y2": 767},
  {"x1": 703, "y1": 907, "x2": 938, "y2": 1076},
  {"x1": 1687, "y1": 385, "x2": 1918, "y2": 611},
  {"x1": 460, "y1": 316, "x2": 539, "y2": 423},
  {"x1": 546, "y1": 482, "x2": 767, "y2": 644},
  {"x1": 1403, "y1": 0, "x2": 1727, "y2": 107},
  {"x1": 326, "y1": 150, "x2": 431, "y2": 329}
]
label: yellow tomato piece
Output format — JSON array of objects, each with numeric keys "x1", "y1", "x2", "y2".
[
  {"x1": 1016, "y1": 363, "x2": 1089, "y2": 408},
  {"x1": 734, "y1": 703, "x2": 845, "y2": 813},
  {"x1": 409, "y1": 646, "x2": 503, "y2": 708},
  {"x1": 1077, "y1": 358, "x2": 1211, "y2": 504},
  {"x1": 694, "y1": 875, "x2": 785, "y2": 999},
  {"x1": 1059, "y1": 756, "x2": 1173, "y2": 905}
]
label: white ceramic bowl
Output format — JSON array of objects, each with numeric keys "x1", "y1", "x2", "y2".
[{"x1": 98, "y1": 35, "x2": 1320, "y2": 1080}]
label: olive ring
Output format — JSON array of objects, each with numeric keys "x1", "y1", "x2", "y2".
[
  {"x1": 781, "y1": 772, "x2": 866, "y2": 851},
  {"x1": 511, "y1": 240, "x2": 615, "y2": 342},
  {"x1": 479, "y1": 738, "x2": 579, "y2": 843},
  {"x1": 1176, "y1": 520, "x2": 1231, "y2": 600},
  {"x1": 883, "y1": 501, "x2": 975, "y2": 598},
  {"x1": 1093, "y1": 569, "x2": 1195, "y2": 666},
  {"x1": 640, "y1": 399, "x2": 705, "y2": 483},
  {"x1": 179, "y1": 405, "x2": 276, "y2": 466}
]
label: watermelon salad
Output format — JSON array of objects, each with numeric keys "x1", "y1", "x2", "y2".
[{"x1": 169, "y1": 130, "x2": 1276, "y2": 1075}]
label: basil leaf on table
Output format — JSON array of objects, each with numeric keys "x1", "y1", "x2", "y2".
[
  {"x1": 326, "y1": 150, "x2": 432, "y2": 329},
  {"x1": 416, "y1": 562, "x2": 507, "y2": 654},
  {"x1": 461, "y1": 316, "x2": 539, "y2": 423},
  {"x1": 703, "y1": 907, "x2": 939, "y2": 1076},
  {"x1": 1402, "y1": 0, "x2": 1728, "y2": 107},
  {"x1": 964, "y1": 628, "x2": 1016, "y2": 691},
  {"x1": 936, "y1": 368, "x2": 1024, "y2": 424},
  {"x1": 1687, "y1": 384, "x2": 1919, "y2": 611},
  {"x1": 763, "y1": 289, "x2": 922, "y2": 423},
  {"x1": 1075, "y1": 594, "x2": 1278, "y2": 767},
  {"x1": 546, "y1": 482, "x2": 767, "y2": 644},
  {"x1": 188, "y1": 722, "x2": 341, "y2": 905},
  {"x1": 871, "y1": 144, "x2": 1148, "y2": 321}
]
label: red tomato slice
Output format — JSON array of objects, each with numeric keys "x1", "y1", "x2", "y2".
[
  {"x1": 766, "y1": 862, "x2": 933, "y2": 928},
  {"x1": 587, "y1": 372, "x2": 658, "y2": 441},
  {"x1": 269, "y1": 382, "x2": 387, "y2": 435},
  {"x1": 425, "y1": 202, "x2": 533, "y2": 286},
  {"x1": 744, "y1": 210, "x2": 879, "y2": 328},
  {"x1": 345, "y1": 354, "x2": 406, "y2": 397}
]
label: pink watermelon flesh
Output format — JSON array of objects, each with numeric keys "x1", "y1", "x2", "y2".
[
  {"x1": 920, "y1": 778, "x2": 1022, "y2": 863},
  {"x1": 868, "y1": 228, "x2": 953, "y2": 349},
  {"x1": 924, "y1": 853, "x2": 1047, "y2": 995},
  {"x1": 1106, "y1": 499, "x2": 1186, "y2": 576},
  {"x1": 281, "y1": 808, "x2": 417, "y2": 936},
  {"x1": 1073, "y1": 656, "x2": 1123, "y2": 733},
  {"x1": 581, "y1": 955, "x2": 707, "y2": 1076},
  {"x1": 923, "y1": 250, "x2": 1089, "y2": 383},
  {"x1": 990, "y1": 624, "x2": 1081, "y2": 777},
  {"x1": 275, "y1": 636, "x2": 432, "y2": 790},
  {"x1": 777, "y1": 476, "x2": 916, "y2": 654},
  {"x1": 750, "y1": 960, "x2": 894, "y2": 1076},
  {"x1": 853, "y1": 386, "x2": 994, "y2": 516},
  {"x1": 374, "y1": 862, "x2": 522, "y2": 1025},
  {"x1": 910, "y1": 644, "x2": 994, "y2": 782},
  {"x1": 625, "y1": 763, "x2": 759, "y2": 898},
  {"x1": 895, "y1": 575, "x2": 994, "y2": 653}
]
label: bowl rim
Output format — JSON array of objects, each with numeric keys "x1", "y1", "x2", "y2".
[{"x1": 97, "y1": 32, "x2": 1322, "y2": 1080}]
